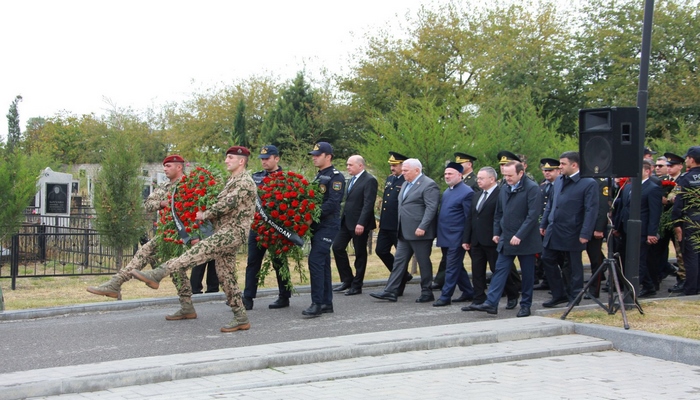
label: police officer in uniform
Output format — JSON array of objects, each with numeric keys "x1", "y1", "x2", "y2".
[
  {"x1": 455, "y1": 152, "x2": 480, "y2": 192},
  {"x1": 242, "y1": 145, "x2": 292, "y2": 310},
  {"x1": 304, "y1": 142, "x2": 345, "y2": 316},
  {"x1": 665, "y1": 152, "x2": 687, "y2": 292},
  {"x1": 672, "y1": 146, "x2": 700, "y2": 296},
  {"x1": 375, "y1": 152, "x2": 413, "y2": 292}
]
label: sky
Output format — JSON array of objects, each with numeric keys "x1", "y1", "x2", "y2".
[{"x1": 0, "y1": 0, "x2": 440, "y2": 139}]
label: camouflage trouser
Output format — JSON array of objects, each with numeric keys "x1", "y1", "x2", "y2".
[
  {"x1": 115, "y1": 238, "x2": 192, "y2": 297},
  {"x1": 161, "y1": 229, "x2": 245, "y2": 310},
  {"x1": 673, "y1": 236, "x2": 686, "y2": 279}
]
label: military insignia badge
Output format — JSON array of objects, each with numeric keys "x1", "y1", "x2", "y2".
[
  {"x1": 332, "y1": 181, "x2": 342, "y2": 191},
  {"x1": 603, "y1": 186, "x2": 609, "y2": 197},
  {"x1": 319, "y1": 184, "x2": 327, "y2": 193}
]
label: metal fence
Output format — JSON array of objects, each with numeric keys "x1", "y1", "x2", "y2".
[{"x1": 0, "y1": 222, "x2": 137, "y2": 290}]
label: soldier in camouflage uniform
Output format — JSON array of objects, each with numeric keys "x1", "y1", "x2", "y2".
[
  {"x1": 86, "y1": 155, "x2": 193, "y2": 319},
  {"x1": 132, "y1": 146, "x2": 257, "y2": 333}
]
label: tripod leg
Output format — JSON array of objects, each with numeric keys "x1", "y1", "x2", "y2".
[
  {"x1": 561, "y1": 259, "x2": 611, "y2": 320},
  {"x1": 609, "y1": 260, "x2": 630, "y2": 330}
]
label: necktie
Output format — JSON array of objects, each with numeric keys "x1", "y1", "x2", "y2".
[
  {"x1": 402, "y1": 182, "x2": 413, "y2": 199},
  {"x1": 348, "y1": 176, "x2": 356, "y2": 192},
  {"x1": 476, "y1": 190, "x2": 488, "y2": 212}
]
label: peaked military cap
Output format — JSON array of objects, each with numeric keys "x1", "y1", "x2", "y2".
[
  {"x1": 388, "y1": 151, "x2": 409, "y2": 164},
  {"x1": 664, "y1": 152, "x2": 684, "y2": 165},
  {"x1": 259, "y1": 144, "x2": 280, "y2": 159},
  {"x1": 454, "y1": 152, "x2": 477, "y2": 164},
  {"x1": 309, "y1": 142, "x2": 333, "y2": 156},
  {"x1": 540, "y1": 158, "x2": 560, "y2": 170},
  {"x1": 496, "y1": 150, "x2": 521, "y2": 165}
]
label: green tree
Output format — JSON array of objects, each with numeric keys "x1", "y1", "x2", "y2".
[
  {"x1": 232, "y1": 98, "x2": 247, "y2": 147},
  {"x1": 94, "y1": 133, "x2": 147, "y2": 269},
  {"x1": 0, "y1": 151, "x2": 41, "y2": 242},
  {"x1": 6, "y1": 95, "x2": 22, "y2": 153},
  {"x1": 260, "y1": 71, "x2": 324, "y2": 153}
]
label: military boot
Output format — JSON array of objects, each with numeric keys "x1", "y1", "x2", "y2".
[
  {"x1": 86, "y1": 275, "x2": 126, "y2": 300},
  {"x1": 166, "y1": 296, "x2": 197, "y2": 320},
  {"x1": 131, "y1": 267, "x2": 169, "y2": 289},
  {"x1": 220, "y1": 306, "x2": 251, "y2": 333}
]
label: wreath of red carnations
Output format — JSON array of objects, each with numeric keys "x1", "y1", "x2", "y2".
[
  {"x1": 156, "y1": 166, "x2": 224, "y2": 261},
  {"x1": 251, "y1": 170, "x2": 323, "y2": 289}
]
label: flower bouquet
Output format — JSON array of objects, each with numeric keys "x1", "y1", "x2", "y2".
[
  {"x1": 156, "y1": 166, "x2": 224, "y2": 261},
  {"x1": 251, "y1": 170, "x2": 323, "y2": 289}
]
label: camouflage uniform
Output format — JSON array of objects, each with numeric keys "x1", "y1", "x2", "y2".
[
  {"x1": 158, "y1": 171, "x2": 257, "y2": 314},
  {"x1": 88, "y1": 179, "x2": 192, "y2": 300}
]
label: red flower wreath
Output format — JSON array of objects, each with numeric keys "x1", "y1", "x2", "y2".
[
  {"x1": 251, "y1": 170, "x2": 323, "y2": 288},
  {"x1": 156, "y1": 166, "x2": 224, "y2": 260}
]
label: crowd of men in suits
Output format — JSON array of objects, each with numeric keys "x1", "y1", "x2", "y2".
[{"x1": 243, "y1": 142, "x2": 700, "y2": 319}]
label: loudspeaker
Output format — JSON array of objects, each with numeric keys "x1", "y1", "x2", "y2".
[{"x1": 579, "y1": 107, "x2": 640, "y2": 178}]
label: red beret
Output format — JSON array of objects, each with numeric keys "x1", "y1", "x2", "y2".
[
  {"x1": 226, "y1": 146, "x2": 250, "y2": 156},
  {"x1": 162, "y1": 154, "x2": 185, "y2": 165}
]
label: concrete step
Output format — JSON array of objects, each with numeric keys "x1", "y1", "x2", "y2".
[{"x1": 2, "y1": 317, "x2": 598, "y2": 400}]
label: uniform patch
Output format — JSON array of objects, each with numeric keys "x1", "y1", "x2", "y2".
[
  {"x1": 319, "y1": 184, "x2": 327, "y2": 193},
  {"x1": 602, "y1": 186, "x2": 609, "y2": 197},
  {"x1": 333, "y1": 181, "x2": 342, "y2": 191}
]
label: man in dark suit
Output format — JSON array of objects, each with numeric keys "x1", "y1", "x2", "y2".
[
  {"x1": 375, "y1": 152, "x2": 413, "y2": 290},
  {"x1": 462, "y1": 166, "x2": 519, "y2": 310},
  {"x1": 540, "y1": 151, "x2": 599, "y2": 308},
  {"x1": 433, "y1": 162, "x2": 474, "y2": 306},
  {"x1": 370, "y1": 158, "x2": 440, "y2": 302},
  {"x1": 333, "y1": 155, "x2": 378, "y2": 295},
  {"x1": 613, "y1": 160, "x2": 664, "y2": 297},
  {"x1": 533, "y1": 158, "x2": 561, "y2": 290},
  {"x1": 467, "y1": 161, "x2": 542, "y2": 317}
]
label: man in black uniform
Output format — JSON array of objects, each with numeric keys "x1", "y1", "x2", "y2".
[
  {"x1": 672, "y1": 146, "x2": 700, "y2": 296},
  {"x1": 665, "y1": 152, "x2": 687, "y2": 293},
  {"x1": 304, "y1": 142, "x2": 345, "y2": 316},
  {"x1": 242, "y1": 145, "x2": 292, "y2": 310},
  {"x1": 534, "y1": 158, "x2": 560, "y2": 290},
  {"x1": 375, "y1": 152, "x2": 413, "y2": 293}
]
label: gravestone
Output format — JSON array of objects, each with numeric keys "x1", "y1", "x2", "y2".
[{"x1": 37, "y1": 168, "x2": 73, "y2": 227}]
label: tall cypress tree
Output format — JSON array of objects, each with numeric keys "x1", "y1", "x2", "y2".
[
  {"x1": 6, "y1": 95, "x2": 22, "y2": 153},
  {"x1": 232, "y1": 99, "x2": 248, "y2": 147}
]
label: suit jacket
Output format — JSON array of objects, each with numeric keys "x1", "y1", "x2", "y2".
[
  {"x1": 540, "y1": 173, "x2": 599, "y2": 251},
  {"x1": 614, "y1": 179, "x2": 663, "y2": 237},
  {"x1": 436, "y1": 181, "x2": 473, "y2": 248},
  {"x1": 378, "y1": 174, "x2": 404, "y2": 231},
  {"x1": 494, "y1": 177, "x2": 543, "y2": 255},
  {"x1": 341, "y1": 171, "x2": 378, "y2": 231},
  {"x1": 397, "y1": 174, "x2": 440, "y2": 240},
  {"x1": 464, "y1": 185, "x2": 500, "y2": 247}
]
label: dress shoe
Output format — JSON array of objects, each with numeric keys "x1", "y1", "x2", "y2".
[
  {"x1": 638, "y1": 288, "x2": 657, "y2": 298},
  {"x1": 471, "y1": 302, "x2": 498, "y2": 314},
  {"x1": 333, "y1": 282, "x2": 351, "y2": 292},
  {"x1": 242, "y1": 296, "x2": 254, "y2": 311},
  {"x1": 433, "y1": 298, "x2": 451, "y2": 307},
  {"x1": 268, "y1": 297, "x2": 290, "y2": 309},
  {"x1": 404, "y1": 273, "x2": 414, "y2": 282},
  {"x1": 415, "y1": 294, "x2": 435, "y2": 303},
  {"x1": 505, "y1": 297, "x2": 518, "y2": 310},
  {"x1": 533, "y1": 282, "x2": 550, "y2": 290},
  {"x1": 669, "y1": 279, "x2": 685, "y2": 293},
  {"x1": 542, "y1": 296, "x2": 568, "y2": 308},
  {"x1": 516, "y1": 307, "x2": 531, "y2": 317},
  {"x1": 452, "y1": 292, "x2": 473, "y2": 302},
  {"x1": 301, "y1": 303, "x2": 322, "y2": 317},
  {"x1": 345, "y1": 288, "x2": 362, "y2": 296},
  {"x1": 370, "y1": 291, "x2": 397, "y2": 302},
  {"x1": 320, "y1": 303, "x2": 334, "y2": 313},
  {"x1": 461, "y1": 301, "x2": 483, "y2": 311},
  {"x1": 429, "y1": 282, "x2": 442, "y2": 291}
]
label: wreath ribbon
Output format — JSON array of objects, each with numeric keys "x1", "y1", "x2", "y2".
[{"x1": 255, "y1": 196, "x2": 305, "y2": 247}]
